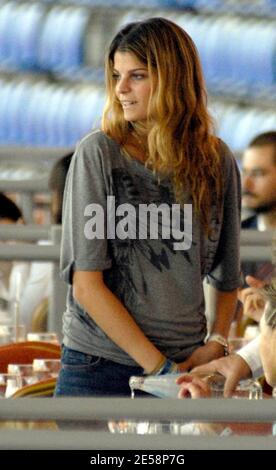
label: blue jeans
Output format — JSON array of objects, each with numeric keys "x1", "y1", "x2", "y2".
[{"x1": 54, "y1": 345, "x2": 144, "y2": 397}]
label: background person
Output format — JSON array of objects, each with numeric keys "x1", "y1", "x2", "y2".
[
  {"x1": 177, "y1": 279, "x2": 276, "y2": 398},
  {"x1": 235, "y1": 132, "x2": 276, "y2": 331},
  {"x1": 0, "y1": 192, "x2": 23, "y2": 225},
  {"x1": 48, "y1": 153, "x2": 73, "y2": 225},
  {"x1": 177, "y1": 286, "x2": 276, "y2": 435},
  {"x1": 181, "y1": 277, "x2": 276, "y2": 397},
  {"x1": 241, "y1": 131, "x2": 276, "y2": 232}
]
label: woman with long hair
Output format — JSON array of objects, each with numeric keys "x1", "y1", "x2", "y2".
[{"x1": 55, "y1": 17, "x2": 241, "y2": 397}]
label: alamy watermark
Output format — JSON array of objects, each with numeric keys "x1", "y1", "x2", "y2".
[{"x1": 84, "y1": 196, "x2": 192, "y2": 251}]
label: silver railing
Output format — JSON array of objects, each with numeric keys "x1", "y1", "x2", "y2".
[
  {"x1": 240, "y1": 229, "x2": 274, "y2": 261},
  {"x1": 0, "y1": 227, "x2": 274, "y2": 260},
  {"x1": 0, "y1": 398, "x2": 275, "y2": 450}
]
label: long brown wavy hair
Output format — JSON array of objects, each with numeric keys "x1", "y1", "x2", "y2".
[{"x1": 102, "y1": 17, "x2": 222, "y2": 233}]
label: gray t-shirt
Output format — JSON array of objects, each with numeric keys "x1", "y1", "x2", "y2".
[{"x1": 60, "y1": 130, "x2": 241, "y2": 365}]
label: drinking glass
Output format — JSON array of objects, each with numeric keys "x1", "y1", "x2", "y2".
[
  {"x1": 208, "y1": 375, "x2": 262, "y2": 399},
  {"x1": 0, "y1": 292, "x2": 10, "y2": 324},
  {"x1": 7, "y1": 364, "x2": 40, "y2": 385},
  {"x1": 244, "y1": 325, "x2": 259, "y2": 341},
  {"x1": 0, "y1": 324, "x2": 26, "y2": 344},
  {"x1": 32, "y1": 358, "x2": 61, "y2": 379},
  {"x1": 27, "y1": 332, "x2": 59, "y2": 344},
  {"x1": 0, "y1": 373, "x2": 23, "y2": 398},
  {"x1": 108, "y1": 421, "x2": 149, "y2": 434},
  {"x1": 228, "y1": 337, "x2": 250, "y2": 353},
  {"x1": 108, "y1": 420, "x2": 174, "y2": 434}
]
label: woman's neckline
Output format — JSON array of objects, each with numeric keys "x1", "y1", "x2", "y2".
[{"x1": 120, "y1": 138, "x2": 149, "y2": 167}]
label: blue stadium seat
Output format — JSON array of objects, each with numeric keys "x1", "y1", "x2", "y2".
[
  {"x1": 14, "y1": 3, "x2": 45, "y2": 70},
  {"x1": 43, "y1": 87, "x2": 67, "y2": 146},
  {"x1": 23, "y1": 83, "x2": 53, "y2": 145},
  {"x1": 37, "y1": 7, "x2": 69, "y2": 71},
  {"x1": 0, "y1": 81, "x2": 14, "y2": 143},
  {"x1": 0, "y1": 3, "x2": 17, "y2": 66},
  {"x1": 4, "y1": 81, "x2": 32, "y2": 144},
  {"x1": 253, "y1": 23, "x2": 276, "y2": 88},
  {"x1": 0, "y1": 3, "x2": 45, "y2": 70},
  {"x1": 74, "y1": 87, "x2": 100, "y2": 141},
  {"x1": 15, "y1": 82, "x2": 35, "y2": 145},
  {"x1": 216, "y1": 106, "x2": 245, "y2": 151},
  {"x1": 37, "y1": 6, "x2": 90, "y2": 73},
  {"x1": 54, "y1": 88, "x2": 76, "y2": 146}
]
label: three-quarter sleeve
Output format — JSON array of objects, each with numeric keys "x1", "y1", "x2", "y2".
[
  {"x1": 60, "y1": 133, "x2": 113, "y2": 285},
  {"x1": 206, "y1": 146, "x2": 243, "y2": 291}
]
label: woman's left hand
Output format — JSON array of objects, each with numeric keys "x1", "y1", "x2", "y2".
[
  {"x1": 177, "y1": 374, "x2": 212, "y2": 398},
  {"x1": 176, "y1": 341, "x2": 226, "y2": 372}
]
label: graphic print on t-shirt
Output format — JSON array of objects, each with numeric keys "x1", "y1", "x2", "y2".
[{"x1": 105, "y1": 168, "x2": 195, "y2": 307}]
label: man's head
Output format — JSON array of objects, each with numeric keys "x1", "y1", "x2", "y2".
[
  {"x1": 242, "y1": 131, "x2": 276, "y2": 214},
  {"x1": 0, "y1": 193, "x2": 22, "y2": 224},
  {"x1": 48, "y1": 153, "x2": 73, "y2": 224}
]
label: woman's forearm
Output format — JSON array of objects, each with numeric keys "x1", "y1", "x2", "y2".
[
  {"x1": 73, "y1": 271, "x2": 165, "y2": 373},
  {"x1": 208, "y1": 286, "x2": 238, "y2": 337}
]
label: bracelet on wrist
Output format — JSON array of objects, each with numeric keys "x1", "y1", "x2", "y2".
[
  {"x1": 208, "y1": 333, "x2": 229, "y2": 356},
  {"x1": 146, "y1": 357, "x2": 178, "y2": 375},
  {"x1": 148, "y1": 357, "x2": 178, "y2": 375},
  {"x1": 148, "y1": 356, "x2": 167, "y2": 375},
  {"x1": 156, "y1": 358, "x2": 178, "y2": 375}
]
